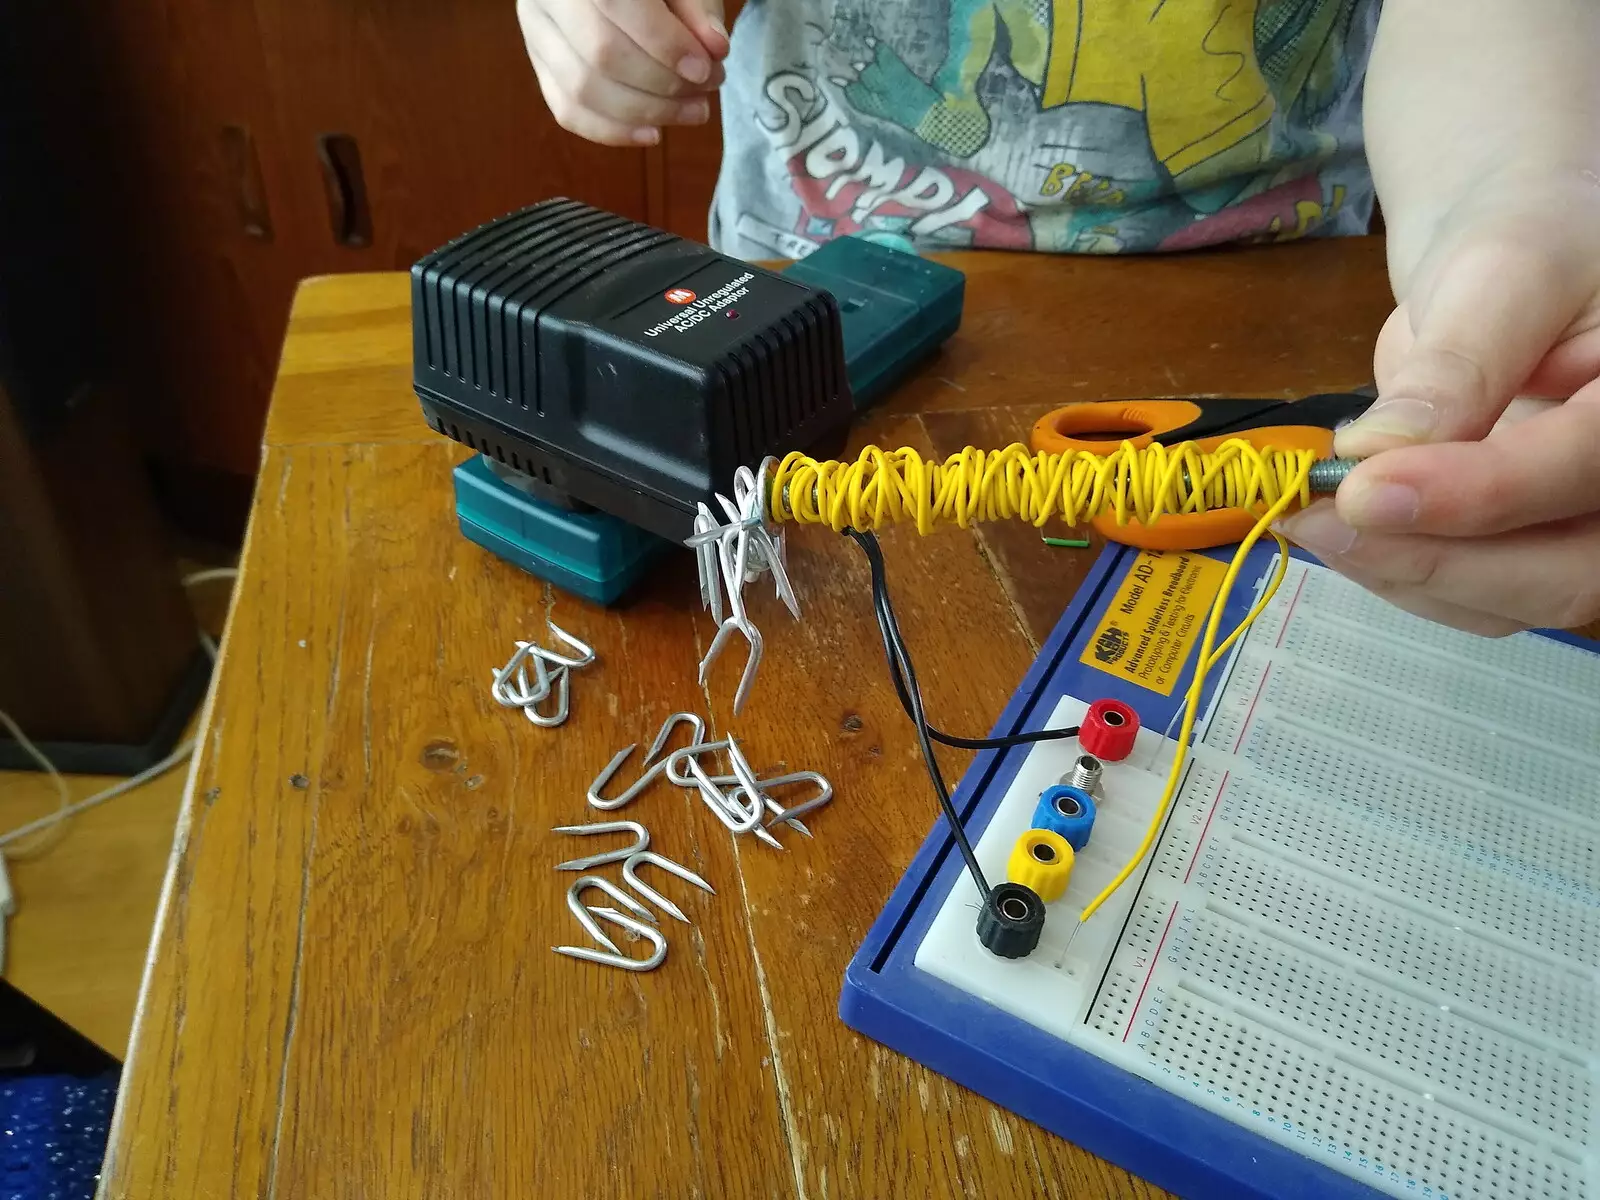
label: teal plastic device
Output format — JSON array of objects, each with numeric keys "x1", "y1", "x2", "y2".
[
  {"x1": 451, "y1": 235, "x2": 965, "y2": 605},
  {"x1": 785, "y1": 235, "x2": 964, "y2": 411}
]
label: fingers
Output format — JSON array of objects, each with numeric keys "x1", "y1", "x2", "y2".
[
  {"x1": 522, "y1": 26, "x2": 659, "y2": 146},
  {"x1": 517, "y1": 0, "x2": 720, "y2": 146},
  {"x1": 1328, "y1": 185, "x2": 1600, "y2": 638},
  {"x1": 665, "y1": 0, "x2": 730, "y2": 58},
  {"x1": 1277, "y1": 499, "x2": 1600, "y2": 631},
  {"x1": 591, "y1": 0, "x2": 718, "y2": 81},
  {"x1": 1338, "y1": 232, "x2": 1593, "y2": 457},
  {"x1": 565, "y1": 0, "x2": 722, "y2": 95},
  {"x1": 1334, "y1": 379, "x2": 1600, "y2": 537},
  {"x1": 1370, "y1": 304, "x2": 1412, "y2": 391},
  {"x1": 1523, "y1": 320, "x2": 1600, "y2": 400}
]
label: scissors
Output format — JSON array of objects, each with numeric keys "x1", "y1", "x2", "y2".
[{"x1": 1029, "y1": 389, "x2": 1374, "y2": 551}]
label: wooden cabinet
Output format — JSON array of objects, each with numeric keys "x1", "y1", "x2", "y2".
[
  {"x1": 1, "y1": 19, "x2": 202, "y2": 768},
  {"x1": 15, "y1": 0, "x2": 725, "y2": 541}
]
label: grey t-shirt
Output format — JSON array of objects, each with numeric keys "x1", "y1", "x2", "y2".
[{"x1": 710, "y1": 0, "x2": 1381, "y2": 260}]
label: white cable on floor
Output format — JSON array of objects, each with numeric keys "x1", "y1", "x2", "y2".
[
  {"x1": 0, "y1": 708, "x2": 73, "y2": 858},
  {"x1": 180, "y1": 567, "x2": 240, "y2": 588},
  {"x1": 0, "y1": 567, "x2": 237, "y2": 967},
  {"x1": 0, "y1": 857, "x2": 12, "y2": 973},
  {"x1": 0, "y1": 737, "x2": 198, "y2": 853}
]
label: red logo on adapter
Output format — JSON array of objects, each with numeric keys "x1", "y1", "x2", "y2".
[{"x1": 664, "y1": 287, "x2": 697, "y2": 305}]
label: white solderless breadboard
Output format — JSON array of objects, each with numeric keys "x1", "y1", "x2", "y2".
[{"x1": 915, "y1": 558, "x2": 1600, "y2": 1200}]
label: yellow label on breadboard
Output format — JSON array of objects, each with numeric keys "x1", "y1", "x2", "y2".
[{"x1": 1081, "y1": 551, "x2": 1227, "y2": 696}]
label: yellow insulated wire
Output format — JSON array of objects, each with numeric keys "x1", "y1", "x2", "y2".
[
  {"x1": 1078, "y1": 521, "x2": 1294, "y2": 923},
  {"x1": 769, "y1": 439, "x2": 1312, "y2": 924},
  {"x1": 770, "y1": 440, "x2": 1317, "y2": 534}
]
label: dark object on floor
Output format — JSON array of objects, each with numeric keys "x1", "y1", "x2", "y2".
[
  {"x1": 0, "y1": 981, "x2": 119, "y2": 1076},
  {"x1": 0, "y1": 1072, "x2": 118, "y2": 1200},
  {"x1": 0, "y1": 983, "x2": 119, "y2": 1200}
]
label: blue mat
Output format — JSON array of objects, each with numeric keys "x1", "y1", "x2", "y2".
[{"x1": 0, "y1": 1074, "x2": 118, "y2": 1200}]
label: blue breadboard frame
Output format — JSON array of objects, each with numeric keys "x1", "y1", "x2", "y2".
[{"x1": 839, "y1": 541, "x2": 1600, "y2": 1200}]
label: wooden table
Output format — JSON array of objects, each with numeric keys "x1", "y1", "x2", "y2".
[{"x1": 102, "y1": 240, "x2": 1395, "y2": 1198}]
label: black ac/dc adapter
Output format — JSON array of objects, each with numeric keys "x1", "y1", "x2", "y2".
[{"x1": 410, "y1": 199, "x2": 964, "y2": 602}]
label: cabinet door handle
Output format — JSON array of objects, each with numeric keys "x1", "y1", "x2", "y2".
[
  {"x1": 221, "y1": 124, "x2": 273, "y2": 241},
  {"x1": 316, "y1": 134, "x2": 372, "y2": 248}
]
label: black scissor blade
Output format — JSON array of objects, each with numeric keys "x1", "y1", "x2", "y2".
[{"x1": 1154, "y1": 390, "x2": 1376, "y2": 445}]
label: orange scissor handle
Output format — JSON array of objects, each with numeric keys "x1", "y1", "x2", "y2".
[{"x1": 1030, "y1": 400, "x2": 1335, "y2": 551}]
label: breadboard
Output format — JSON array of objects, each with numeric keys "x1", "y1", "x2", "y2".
[{"x1": 841, "y1": 545, "x2": 1600, "y2": 1200}]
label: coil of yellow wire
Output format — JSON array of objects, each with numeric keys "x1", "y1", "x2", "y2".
[{"x1": 770, "y1": 440, "x2": 1318, "y2": 535}]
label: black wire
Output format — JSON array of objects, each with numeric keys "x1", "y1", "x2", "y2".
[
  {"x1": 846, "y1": 531, "x2": 1086, "y2": 900},
  {"x1": 849, "y1": 532, "x2": 1082, "y2": 750},
  {"x1": 847, "y1": 529, "x2": 989, "y2": 896}
]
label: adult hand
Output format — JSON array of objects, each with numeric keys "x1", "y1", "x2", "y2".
[
  {"x1": 1278, "y1": 178, "x2": 1600, "y2": 634},
  {"x1": 516, "y1": 0, "x2": 729, "y2": 146}
]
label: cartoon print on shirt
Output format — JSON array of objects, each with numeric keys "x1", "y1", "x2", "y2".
[
  {"x1": 845, "y1": 0, "x2": 1279, "y2": 198},
  {"x1": 746, "y1": 69, "x2": 1036, "y2": 254},
  {"x1": 721, "y1": 0, "x2": 1373, "y2": 256}
]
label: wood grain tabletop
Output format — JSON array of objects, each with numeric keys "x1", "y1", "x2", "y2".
[{"x1": 102, "y1": 239, "x2": 1397, "y2": 1199}]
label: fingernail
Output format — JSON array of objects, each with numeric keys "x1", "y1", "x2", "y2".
[
  {"x1": 1334, "y1": 397, "x2": 1436, "y2": 454},
  {"x1": 1275, "y1": 505, "x2": 1359, "y2": 559},
  {"x1": 1340, "y1": 479, "x2": 1420, "y2": 530},
  {"x1": 633, "y1": 127, "x2": 661, "y2": 146},
  {"x1": 678, "y1": 55, "x2": 710, "y2": 84},
  {"x1": 680, "y1": 98, "x2": 710, "y2": 123},
  {"x1": 709, "y1": 16, "x2": 728, "y2": 41}
]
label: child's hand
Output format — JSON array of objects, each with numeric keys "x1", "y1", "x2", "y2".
[
  {"x1": 516, "y1": 0, "x2": 729, "y2": 146},
  {"x1": 1278, "y1": 177, "x2": 1600, "y2": 634}
]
